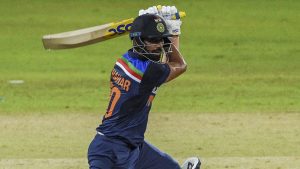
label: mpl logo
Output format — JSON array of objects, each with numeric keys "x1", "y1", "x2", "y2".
[{"x1": 108, "y1": 23, "x2": 132, "y2": 36}]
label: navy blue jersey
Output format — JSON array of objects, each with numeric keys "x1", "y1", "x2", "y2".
[{"x1": 97, "y1": 50, "x2": 170, "y2": 147}]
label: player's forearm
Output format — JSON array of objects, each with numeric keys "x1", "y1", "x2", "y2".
[
  {"x1": 168, "y1": 36, "x2": 187, "y2": 68},
  {"x1": 165, "y1": 36, "x2": 187, "y2": 82},
  {"x1": 171, "y1": 35, "x2": 180, "y2": 50}
]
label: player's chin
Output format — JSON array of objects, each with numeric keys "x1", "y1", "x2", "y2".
[
  {"x1": 147, "y1": 53, "x2": 161, "y2": 62},
  {"x1": 153, "y1": 55, "x2": 161, "y2": 61}
]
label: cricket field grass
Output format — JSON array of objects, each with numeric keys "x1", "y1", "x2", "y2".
[
  {"x1": 1, "y1": 112, "x2": 300, "y2": 169},
  {"x1": 0, "y1": 0, "x2": 300, "y2": 169}
]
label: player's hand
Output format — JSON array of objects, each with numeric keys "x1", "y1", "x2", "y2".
[
  {"x1": 138, "y1": 6, "x2": 158, "y2": 16},
  {"x1": 161, "y1": 6, "x2": 182, "y2": 35},
  {"x1": 138, "y1": 5, "x2": 182, "y2": 35}
]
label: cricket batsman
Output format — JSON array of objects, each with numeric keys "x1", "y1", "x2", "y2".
[{"x1": 87, "y1": 5, "x2": 201, "y2": 169}]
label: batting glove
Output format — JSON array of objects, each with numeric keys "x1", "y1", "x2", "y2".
[
  {"x1": 138, "y1": 5, "x2": 182, "y2": 35},
  {"x1": 161, "y1": 6, "x2": 182, "y2": 35},
  {"x1": 139, "y1": 6, "x2": 158, "y2": 15}
]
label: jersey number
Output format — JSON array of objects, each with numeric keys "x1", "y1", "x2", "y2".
[{"x1": 105, "y1": 87, "x2": 121, "y2": 118}]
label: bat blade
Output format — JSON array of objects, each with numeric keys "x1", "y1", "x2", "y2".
[
  {"x1": 42, "y1": 11, "x2": 186, "y2": 50},
  {"x1": 42, "y1": 18, "x2": 134, "y2": 50}
]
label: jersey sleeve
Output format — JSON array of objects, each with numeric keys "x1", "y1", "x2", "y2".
[{"x1": 139, "y1": 62, "x2": 170, "y2": 94}]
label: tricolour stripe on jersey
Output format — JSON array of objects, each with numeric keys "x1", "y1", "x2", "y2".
[
  {"x1": 116, "y1": 59, "x2": 142, "y2": 83},
  {"x1": 120, "y1": 57, "x2": 144, "y2": 77}
]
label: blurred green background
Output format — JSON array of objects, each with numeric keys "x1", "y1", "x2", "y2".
[
  {"x1": 1, "y1": 0, "x2": 299, "y2": 114},
  {"x1": 0, "y1": 0, "x2": 300, "y2": 169}
]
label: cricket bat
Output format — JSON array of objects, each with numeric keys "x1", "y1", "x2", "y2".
[{"x1": 42, "y1": 12, "x2": 186, "y2": 50}]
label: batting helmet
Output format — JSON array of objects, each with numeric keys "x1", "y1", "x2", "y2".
[{"x1": 130, "y1": 14, "x2": 172, "y2": 62}]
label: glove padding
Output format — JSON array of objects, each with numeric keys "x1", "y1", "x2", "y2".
[
  {"x1": 139, "y1": 6, "x2": 158, "y2": 15},
  {"x1": 138, "y1": 5, "x2": 182, "y2": 35}
]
